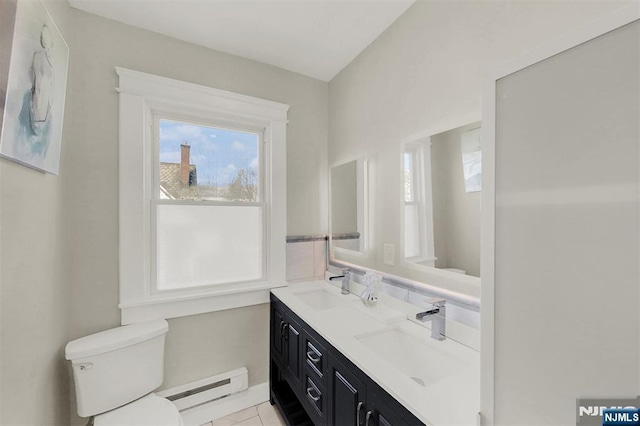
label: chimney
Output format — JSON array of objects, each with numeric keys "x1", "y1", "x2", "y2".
[{"x1": 180, "y1": 142, "x2": 191, "y2": 186}]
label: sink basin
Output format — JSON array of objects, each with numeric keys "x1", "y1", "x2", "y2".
[
  {"x1": 356, "y1": 327, "x2": 467, "y2": 386},
  {"x1": 293, "y1": 289, "x2": 346, "y2": 310}
]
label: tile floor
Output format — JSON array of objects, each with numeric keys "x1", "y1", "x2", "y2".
[{"x1": 201, "y1": 402, "x2": 286, "y2": 426}]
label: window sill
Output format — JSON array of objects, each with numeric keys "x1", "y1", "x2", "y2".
[{"x1": 119, "y1": 281, "x2": 288, "y2": 324}]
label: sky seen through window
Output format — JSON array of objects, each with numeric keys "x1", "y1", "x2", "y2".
[{"x1": 159, "y1": 119, "x2": 259, "y2": 188}]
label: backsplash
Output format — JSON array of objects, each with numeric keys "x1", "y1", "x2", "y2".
[
  {"x1": 349, "y1": 271, "x2": 480, "y2": 330},
  {"x1": 285, "y1": 235, "x2": 479, "y2": 330},
  {"x1": 285, "y1": 235, "x2": 327, "y2": 282}
]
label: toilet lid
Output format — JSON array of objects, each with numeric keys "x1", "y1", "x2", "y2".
[{"x1": 94, "y1": 394, "x2": 183, "y2": 426}]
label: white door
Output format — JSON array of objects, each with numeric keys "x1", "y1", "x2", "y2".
[{"x1": 482, "y1": 5, "x2": 640, "y2": 425}]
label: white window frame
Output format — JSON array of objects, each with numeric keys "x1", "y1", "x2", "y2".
[{"x1": 116, "y1": 67, "x2": 288, "y2": 324}]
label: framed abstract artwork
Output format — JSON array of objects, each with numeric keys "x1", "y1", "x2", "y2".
[{"x1": 0, "y1": 0, "x2": 69, "y2": 174}]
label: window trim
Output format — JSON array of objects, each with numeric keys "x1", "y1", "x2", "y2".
[{"x1": 116, "y1": 67, "x2": 289, "y2": 324}]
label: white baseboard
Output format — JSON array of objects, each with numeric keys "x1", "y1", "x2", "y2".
[{"x1": 179, "y1": 382, "x2": 270, "y2": 426}]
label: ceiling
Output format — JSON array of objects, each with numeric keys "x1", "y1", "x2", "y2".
[{"x1": 67, "y1": 0, "x2": 415, "y2": 82}]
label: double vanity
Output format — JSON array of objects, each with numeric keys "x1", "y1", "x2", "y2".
[{"x1": 269, "y1": 279, "x2": 479, "y2": 426}]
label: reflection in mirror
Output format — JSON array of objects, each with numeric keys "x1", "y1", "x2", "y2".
[
  {"x1": 404, "y1": 140, "x2": 435, "y2": 266},
  {"x1": 330, "y1": 159, "x2": 366, "y2": 253},
  {"x1": 403, "y1": 122, "x2": 481, "y2": 278}
]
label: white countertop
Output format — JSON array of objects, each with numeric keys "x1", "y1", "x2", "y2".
[{"x1": 271, "y1": 280, "x2": 480, "y2": 426}]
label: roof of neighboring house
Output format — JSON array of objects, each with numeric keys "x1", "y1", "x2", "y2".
[{"x1": 159, "y1": 162, "x2": 198, "y2": 200}]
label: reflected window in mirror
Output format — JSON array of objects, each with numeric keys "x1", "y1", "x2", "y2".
[
  {"x1": 461, "y1": 127, "x2": 482, "y2": 193},
  {"x1": 403, "y1": 141, "x2": 435, "y2": 266},
  {"x1": 402, "y1": 122, "x2": 481, "y2": 278}
]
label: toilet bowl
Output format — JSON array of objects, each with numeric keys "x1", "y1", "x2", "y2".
[
  {"x1": 443, "y1": 268, "x2": 466, "y2": 275},
  {"x1": 94, "y1": 394, "x2": 183, "y2": 426},
  {"x1": 65, "y1": 320, "x2": 183, "y2": 426}
]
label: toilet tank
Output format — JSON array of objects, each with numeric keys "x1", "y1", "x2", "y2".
[{"x1": 65, "y1": 320, "x2": 169, "y2": 418}]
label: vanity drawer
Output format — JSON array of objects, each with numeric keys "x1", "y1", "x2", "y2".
[
  {"x1": 303, "y1": 330, "x2": 327, "y2": 382},
  {"x1": 303, "y1": 374, "x2": 327, "y2": 425}
]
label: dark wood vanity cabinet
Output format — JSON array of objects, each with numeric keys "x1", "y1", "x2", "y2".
[{"x1": 270, "y1": 294, "x2": 424, "y2": 426}]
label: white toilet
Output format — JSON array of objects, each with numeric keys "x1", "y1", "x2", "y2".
[{"x1": 65, "y1": 320, "x2": 183, "y2": 426}]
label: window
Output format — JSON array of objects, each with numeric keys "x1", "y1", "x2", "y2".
[
  {"x1": 117, "y1": 68, "x2": 288, "y2": 323},
  {"x1": 154, "y1": 119, "x2": 264, "y2": 292},
  {"x1": 403, "y1": 139, "x2": 435, "y2": 266}
]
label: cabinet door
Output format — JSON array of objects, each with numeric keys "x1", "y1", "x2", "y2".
[
  {"x1": 285, "y1": 314, "x2": 302, "y2": 388},
  {"x1": 270, "y1": 302, "x2": 286, "y2": 363},
  {"x1": 368, "y1": 391, "x2": 412, "y2": 426},
  {"x1": 329, "y1": 357, "x2": 367, "y2": 426}
]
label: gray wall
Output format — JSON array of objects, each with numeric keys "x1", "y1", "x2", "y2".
[
  {"x1": 431, "y1": 123, "x2": 481, "y2": 277},
  {"x1": 328, "y1": 0, "x2": 629, "y2": 296},
  {"x1": 0, "y1": 160, "x2": 70, "y2": 426},
  {"x1": 0, "y1": 1, "x2": 71, "y2": 424},
  {"x1": 163, "y1": 305, "x2": 270, "y2": 390},
  {"x1": 0, "y1": 1, "x2": 328, "y2": 425}
]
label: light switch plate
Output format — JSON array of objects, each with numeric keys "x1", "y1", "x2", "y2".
[{"x1": 383, "y1": 243, "x2": 395, "y2": 265}]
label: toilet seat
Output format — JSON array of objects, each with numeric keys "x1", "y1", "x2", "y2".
[{"x1": 94, "y1": 394, "x2": 183, "y2": 426}]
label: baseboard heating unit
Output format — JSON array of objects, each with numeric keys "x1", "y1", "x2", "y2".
[{"x1": 157, "y1": 367, "x2": 249, "y2": 411}]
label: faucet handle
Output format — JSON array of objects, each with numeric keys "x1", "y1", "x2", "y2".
[
  {"x1": 329, "y1": 268, "x2": 349, "y2": 280},
  {"x1": 426, "y1": 298, "x2": 446, "y2": 308}
]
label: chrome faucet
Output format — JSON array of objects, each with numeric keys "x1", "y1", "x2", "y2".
[
  {"x1": 416, "y1": 298, "x2": 446, "y2": 340},
  {"x1": 329, "y1": 270, "x2": 351, "y2": 294}
]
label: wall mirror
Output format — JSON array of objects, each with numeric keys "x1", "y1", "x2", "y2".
[
  {"x1": 402, "y1": 122, "x2": 481, "y2": 278},
  {"x1": 329, "y1": 158, "x2": 367, "y2": 254}
]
